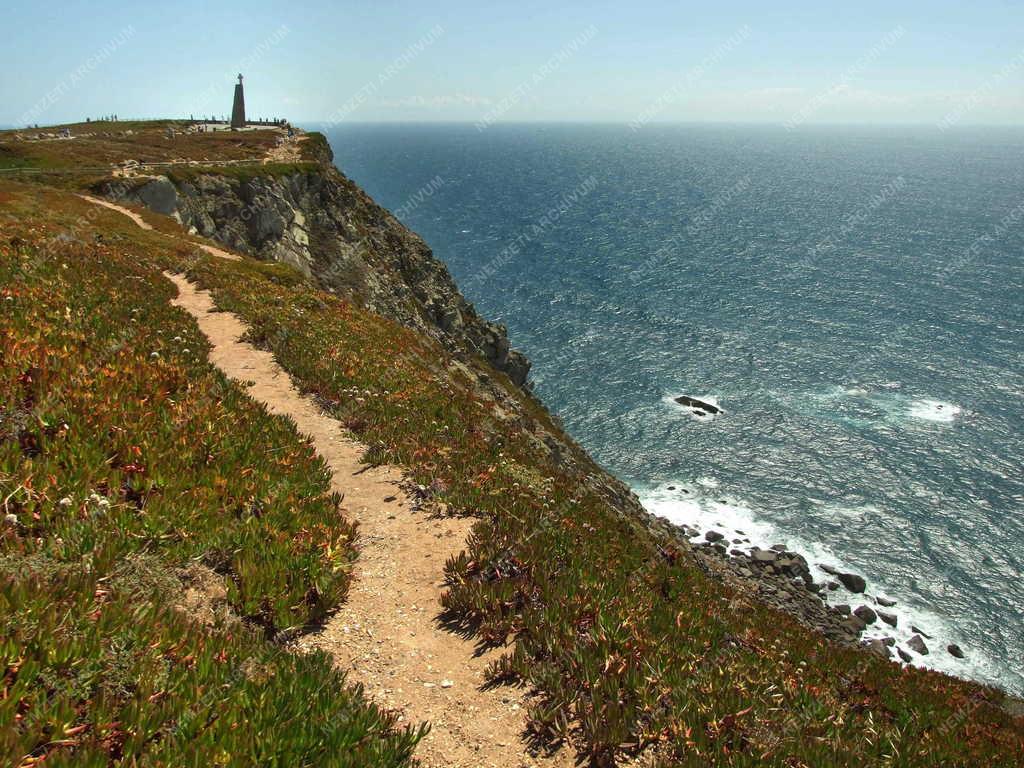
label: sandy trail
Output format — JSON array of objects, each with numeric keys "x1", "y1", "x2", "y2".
[
  {"x1": 164, "y1": 272, "x2": 572, "y2": 768},
  {"x1": 79, "y1": 194, "x2": 153, "y2": 230},
  {"x1": 79, "y1": 194, "x2": 240, "y2": 261}
]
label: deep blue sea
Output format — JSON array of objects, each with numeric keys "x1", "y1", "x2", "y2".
[{"x1": 317, "y1": 123, "x2": 1024, "y2": 695}]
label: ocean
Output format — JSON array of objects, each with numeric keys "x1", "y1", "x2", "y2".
[{"x1": 317, "y1": 122, "x2": 1024, "y2": 695}]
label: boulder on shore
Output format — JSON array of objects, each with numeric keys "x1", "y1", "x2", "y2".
[
  {"x1": 948, "y1": 644, "x2": 965, "y2": 659},
  {"x1": 907, "y1": 634, "x2": 929, "y2": 655},
  {"x1": 854, "y1": 605, "x2": 877, "y2": 625},
  {"x1": 877, "y1": 610, "x2": 898, "y2": 628},
  {"x1": 866, "y1": 639, "x2": 890, "y2": 658},
  {"x1": 751, "y1": 549, "x2": 778, "y2": 564},
  {"x1": 837, "y1": 572, "x2": 867, "y2": 593}
]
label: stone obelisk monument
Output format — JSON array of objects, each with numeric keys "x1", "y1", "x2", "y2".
[{"x1": 230, "y1": 73, "x2": 246, "y2": 129}]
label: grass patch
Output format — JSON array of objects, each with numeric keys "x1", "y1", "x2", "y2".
[
  {"x1": 0, "y1": 120, "x2": 287, "y2": 177},
  {"x1": 162, "y1": 162, "x2": 318, "y2": 185}
]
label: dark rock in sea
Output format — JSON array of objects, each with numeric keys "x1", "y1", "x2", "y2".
[
  {"x1": 705, "y1": 530, "x2": 725, "y2": 543},
  {"x1": 771, "y1": 544, "x2": 788, "y2": 552},
  {"x1": 667, "y1": 485, "x2": 676, "y2": 491},
  {"x1": 911, "y1": 625, "x2": 932, "y2": 639},
  {"x1": 876, "y1": 596, "x2": 897, "y2": 607},
  {"x1": 827, "y1": 580, "x2": 840, "y2": 591},
  {"x1": 948, "y1": 644, "x2": 965, "y2": 659},
  {"x1": 866, "y1": 639, "x2": 890, "y2": 658},
  {"x1": 907, "y1": 634, "x2": 930, "y2": 655},
  {"x1": 877, "y1": 610, "x2": 897, "y2": 628},
  {"x1": 820, "y1": 564, "x2": 840, "y2": 576},
  {"x1": 897, "y1": 648, "x2": 913, "y2": 663},
  {"x1": 854, "y1": 606, "x2": 877, "y2": 625},
  {"x1": 837, "y1": 572, "x2": 867, "y2": 593},
  {"x1": 834, "y1": 604, "x2": 852, "y2": 616},
  {"x1": 674, "y1": 395, "x2": 720, "y2": 414},
  {"x1": 730, "y1": 548, "x2": 745, "y2": 557}
]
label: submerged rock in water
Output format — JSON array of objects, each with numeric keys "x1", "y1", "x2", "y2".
[
  {"x1": 674, "y1": 395, "x2": 721, "y2": 414},
  {"x1": 948, "y1": 644, "x2": 965, "y2": 659}
]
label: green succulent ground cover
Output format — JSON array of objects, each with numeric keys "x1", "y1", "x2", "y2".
[{"x1": 0, "y1": 183, "x2": 424, "y2": 766}]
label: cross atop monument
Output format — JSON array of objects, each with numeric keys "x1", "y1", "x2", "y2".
[{"x1": 237, "y1": 73, "x2": 243, "y2": 85}]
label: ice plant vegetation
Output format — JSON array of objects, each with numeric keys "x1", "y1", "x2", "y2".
[{"x1": 0, "y1": 184, "x2": 425, "y2": 766}]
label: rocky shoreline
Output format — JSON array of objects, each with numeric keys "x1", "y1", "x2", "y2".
[{"x1": 640, "y1": 508, "x2": 967, "y2": 666}]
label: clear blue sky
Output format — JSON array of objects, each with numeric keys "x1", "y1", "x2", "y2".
[{"x1": 3, "y1": 0, "x2": 1022, "y2": 126}]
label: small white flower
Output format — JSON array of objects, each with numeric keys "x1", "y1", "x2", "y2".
[
  {"x1": 150, "y1": 351, "x2": 160, "y2": 358},
  {"x1": 4, "y1": 513, "x2": 18, "y2": 526},
  {"x1": 182, "y1": 348, "x2": 190, "y2": 354},
  {"x1": 58, "y1": 497, "x2": 73, "y2": 507},
  {"x1": 173, "y1": 336, "x2": 182, "y2": 342}
]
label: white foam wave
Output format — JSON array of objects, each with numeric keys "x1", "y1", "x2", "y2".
[
  {"x1": 907, "y1": 398, "x2": 961, "y2": 423},
  {"x1": 801, "y1": 386, "x2": 963, "y2": 427}
]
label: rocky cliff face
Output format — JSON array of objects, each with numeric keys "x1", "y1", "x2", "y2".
[{"x1": 111, "y1": 145, "x2": 530, "y2": 387}]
